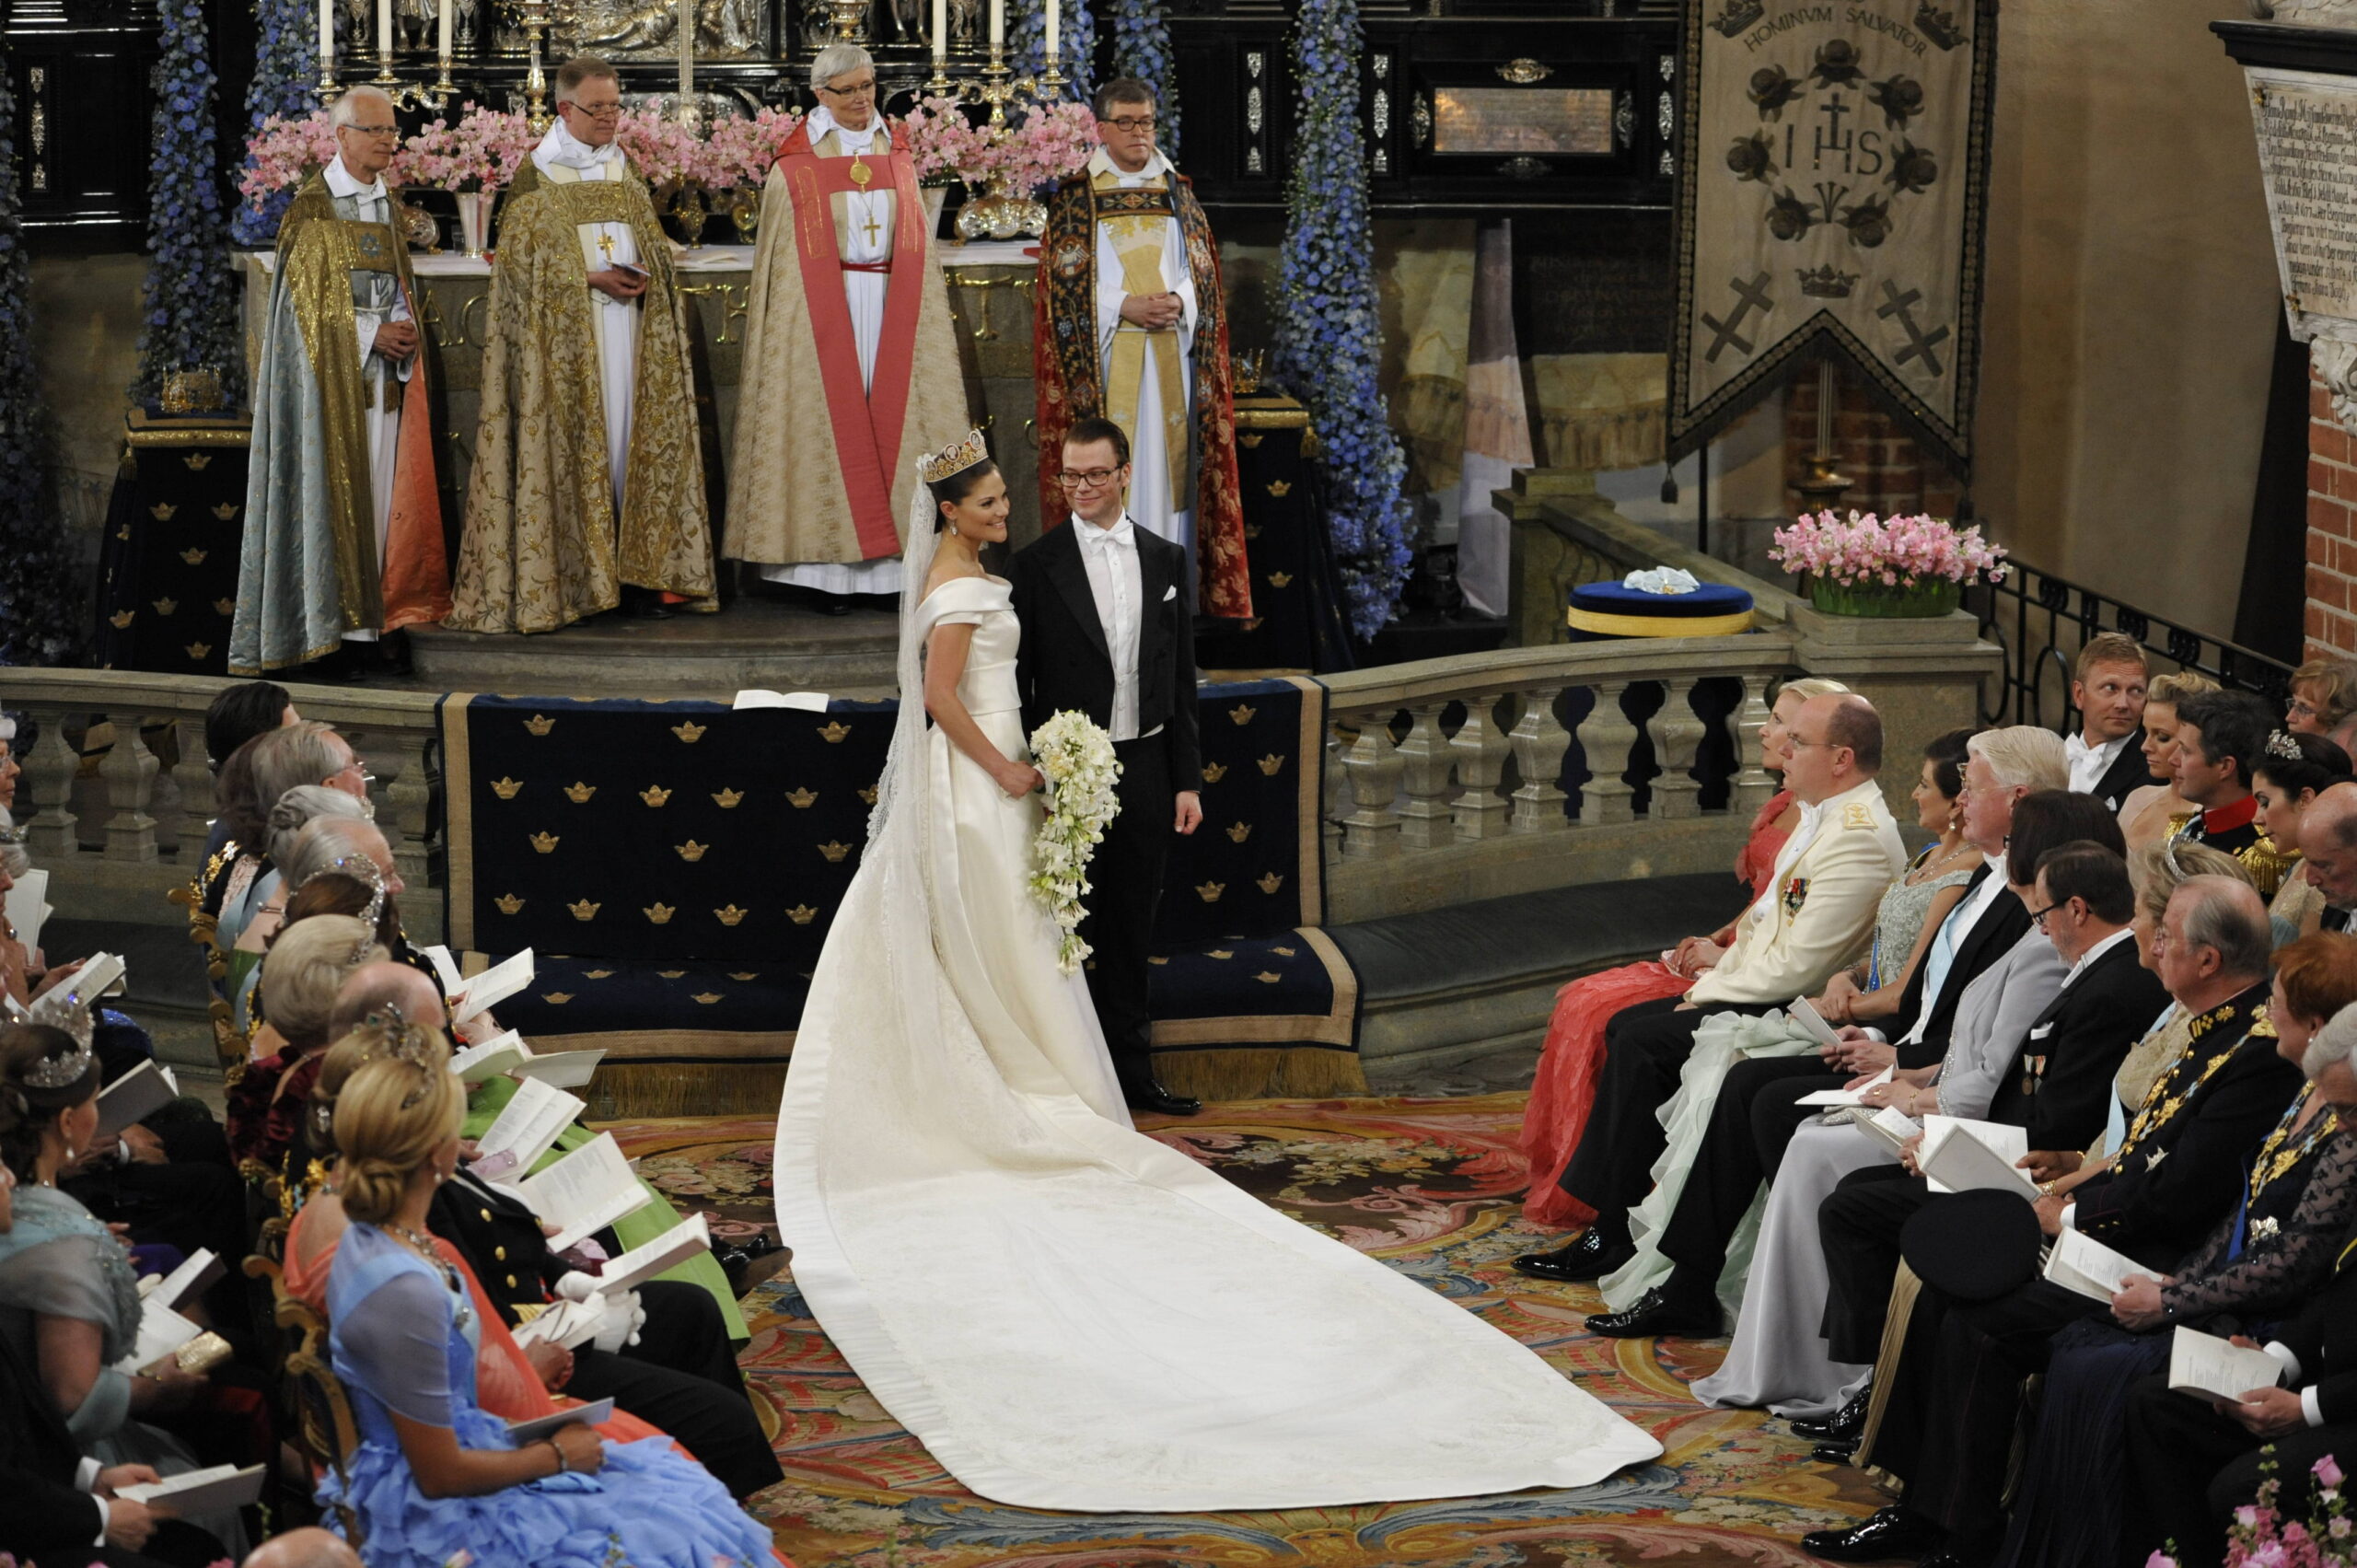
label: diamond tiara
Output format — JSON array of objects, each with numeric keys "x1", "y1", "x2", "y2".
[
  {"x1": 920, "y1": 428, "x2": 991, "y2": 485},
  {"x1": 2267, "y1": 730, "x2": 2305, "y2": 763}
]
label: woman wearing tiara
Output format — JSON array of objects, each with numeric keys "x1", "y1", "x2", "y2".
[{"x1": 769, "y1": 431, "x2": 1659, "y2": 1512}]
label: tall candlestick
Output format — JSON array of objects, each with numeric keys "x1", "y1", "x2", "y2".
[
  {"x1": 988, "y1": 0, "x2": 1002, "y2": 50},
  {"x1": 375, "y1": 0, "x2": 391, "y2": 58},
  {"x1": 319, "y1": 0, "x2": 333, "y2": 67},
  {"x1": 677, "y1": 0, "x2": 696, "y2": 124},
  {"x1": 1043, "y1": 0, "x2": 1056, "y2": 70},
  {"x1": 932, "y1": 0, "x2": 946, "y2": 62},
  {"x1": 437, "y1": 0, "x2": 450, "y2": 62}
]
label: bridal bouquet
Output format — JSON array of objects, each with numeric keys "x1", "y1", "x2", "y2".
[{"x1": 1028, "y1": 710, "x2": 1123, "y2": 975}]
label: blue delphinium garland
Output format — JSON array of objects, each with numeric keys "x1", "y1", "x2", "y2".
[
  {"x1": 1271, "y1": 0, "x2": 1409, "y2": 640},
  {"x1": 0, "y1": 52, "x2": 75, "y2": 666},
  {"x1": 232, "y1": 0, "x2": 318, "y2": 245},
  {"x1": 1007, "y1": 0, "x2": 1097, "y2": 100},
  {"x1": 1106, "y1": 0, "x2": 1178, "y2": 150},
  {"x1": 134, "y1": 0, "x2": 244, "y2": 406}
]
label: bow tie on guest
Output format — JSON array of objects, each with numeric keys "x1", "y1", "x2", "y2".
[{"x1": 1079, "y1": 518, "x2": 1137, "y2": 553}]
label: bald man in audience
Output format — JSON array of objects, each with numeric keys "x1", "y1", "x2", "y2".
[
  {"x1": 2303, "y1": 784, "x2": 2357, "y2": 935},
  {"x1": 244, "y1": 1529, "x2": 363, "y2": 1568}
]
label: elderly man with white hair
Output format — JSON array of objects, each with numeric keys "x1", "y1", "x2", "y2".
[
  {"x1": 726, "y1": 42, "x2": 970, "y2": 606},
  {"x1": 232, "y1": 84, "x2": 450, "y2": 679}
]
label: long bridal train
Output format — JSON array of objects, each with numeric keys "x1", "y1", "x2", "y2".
[{"x1": 770, "y1": 467, "x2": 1659, "y2": 1513}]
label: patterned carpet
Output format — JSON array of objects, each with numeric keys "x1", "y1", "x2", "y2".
[{"x1": 605, "y1": 1094, "x2": 1886, "y2": 1568}]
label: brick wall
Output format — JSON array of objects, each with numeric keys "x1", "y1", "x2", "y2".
[
  {"x1": 2309, "y1": 363, "x2": 2357, "y2": 659},
  {"x1": 1782, "y1": 361, "x2": 1965, "y2": 521}
]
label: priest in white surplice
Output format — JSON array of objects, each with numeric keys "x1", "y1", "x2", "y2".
[
  {"x1": 447, "y1": 54, "x2": 714, "y2": 633},
  {"x1": 725, "y1": 44, "x2": 970, "y2": 606}
]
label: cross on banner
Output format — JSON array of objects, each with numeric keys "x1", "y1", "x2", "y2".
[
  {"x1": 1876, "y1": 281, "x2": 1951, "y2": 378},
  {"x1": 1701, "y1": 272, "x2": 1775, "y2": 362}
]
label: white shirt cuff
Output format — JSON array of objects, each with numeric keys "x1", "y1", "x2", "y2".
[
  {"x1": 2059, "y1": 1201, "x2": 2079, "y2": 1231},
  {"x1": 2305, "y1": 1384, "x2": 2328, "y2": 1429},
  {"x1": 1863, "y1": 1028, "x2": 1888, "y2": 1044},
  {"x1": 92, "y1": 1493, "x2": 109, "y2": 1546},
  {"x1": 2267, "y1": 1340, "x2": 2304, "y2": 1384},
  {"x1": 76, "y1": 1456, "x2": 102, "y2": 1491}
]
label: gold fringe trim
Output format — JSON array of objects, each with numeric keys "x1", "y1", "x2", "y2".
[
  {"x1": 1151, "y1": 1046, "x2": 1368, "y2": 1103},
  {"x1": 582, "y1": 1062, "x2": 791, "y2": 1122}
]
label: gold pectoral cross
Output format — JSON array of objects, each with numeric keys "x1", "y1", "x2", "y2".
[
  {"x1": 597, "y1": 232, "x2": 617, "y2": 265},
  {"x1": 857, "y1": 204, "x2": 882, "y2": 246}
]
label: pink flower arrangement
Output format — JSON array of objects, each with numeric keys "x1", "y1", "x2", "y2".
[
  {"x1": 695, "y1": 106, "x2": 802, "y2": 190},
  {"x1": 895, "y1": 96, "x2": 997, "y2": 185},
  {"x1": 994, "y1": 100, "x2": 1097, "y2": 195},
  {"x1": 610, "y1": 102, "x2": 707, "y2": 189},
  {"x1": 1768, "y1": 508, "x2": 2008, "y2": 589},
  {"x1": 391, "y1": 104, "x2": 534, "y2": 192},
  {"x1": 237, "y1": 109, "x2": 339, "y2": 205},
  {"x1": 889, "y1": 97, "x2": 1095, "y2": 192},
  {"x1": 2149, "y1": 1452, "x2": 2357, "y2": 1567}
]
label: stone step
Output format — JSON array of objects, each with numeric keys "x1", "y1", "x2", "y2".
[{"x1": 401, "y1": 597, "x2": 901, "y2": 700}]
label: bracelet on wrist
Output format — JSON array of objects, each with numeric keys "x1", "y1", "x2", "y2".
[{"x1": 545, "y1": 1436, "x2": 567, "y2": 1475}]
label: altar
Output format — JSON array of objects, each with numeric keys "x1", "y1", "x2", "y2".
[{"x1": 233, "y1": 238, "x2": 1053, "y2": 546}]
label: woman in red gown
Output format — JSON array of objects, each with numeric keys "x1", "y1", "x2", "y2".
[{"x1": 1517, "y1": 678, "x2": 1847, "y2": 1225}]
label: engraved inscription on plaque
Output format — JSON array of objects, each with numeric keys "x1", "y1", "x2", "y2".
[
  {"x1": 2250, "y1": 69, "x2": 2357, "y2": 329},
  {"x1": 1433, "y1": 87, "x2": 1615, "y2": 157}
]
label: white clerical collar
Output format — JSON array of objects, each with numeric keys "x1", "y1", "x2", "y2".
[
  {"x1": 1074, "y1": 513, "x2": 1136, "y2": 549},
  {"x1": 810, "y1": 106, "x2": 884, "y2": 150},
  {"x1": 324, "y1": 155, "x2": 387, "y2": 203},
  {"x1": 1087, "y1": 145, "x2": 1171, "y2": 185},
  {"x1": 536, "y1": 119, "x2": 621, "y2": 171}
]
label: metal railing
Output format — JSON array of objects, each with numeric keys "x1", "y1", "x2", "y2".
[{"x1": 1961, "y1": 563, "x2": 2294, "y2": 732}]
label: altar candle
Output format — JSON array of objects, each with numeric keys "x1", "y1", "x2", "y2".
[
  {"x1": 931, "y1": 0, "x2": 946, "y2": 63},
  {"x1": 437, "y1": 0, "x2": 451, "y2": 61},
  {"x1": 1044, "y1": 0, "x2": 1057, "y2": 66},
  {"x1": 677, "y1": 0, "x2": 694, "y2": 112},
  {"x1": 376, "y1": 0, "x2": 391, "y2": 56},
  {"x1": 319, "y1": 0, "x2": 332, "y2": 67},
  {"x1": 988, "y1": 0, "x2": 1002, "y2": 50}
]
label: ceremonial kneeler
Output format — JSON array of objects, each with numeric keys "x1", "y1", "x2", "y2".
[
  {"x1": 95, "y1": 409, "x2": 252, "y2": 676},
  {"x1": 439, "y1": 682, "x2": 1364, "y2": 1117},
  {"x1": 1191, "y1": 391, "x2": 1357, "y2": 676}
]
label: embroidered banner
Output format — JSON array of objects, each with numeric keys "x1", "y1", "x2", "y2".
[{"x1": 1666, "y1": 0, "x2": 1999, "y2": 476}]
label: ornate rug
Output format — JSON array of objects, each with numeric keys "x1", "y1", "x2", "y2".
[{"x1": 605, "y1": 1093, "x2": 1885, "y2": 1567}]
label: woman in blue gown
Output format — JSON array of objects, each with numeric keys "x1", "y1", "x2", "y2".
[{"x1": 319, "y1": 1043, "x2": 780, "y2": 1568}]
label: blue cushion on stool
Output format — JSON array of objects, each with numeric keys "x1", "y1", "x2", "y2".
[{"x1": 1567, "y1": 580, "x2": 1754, "y2": 640}]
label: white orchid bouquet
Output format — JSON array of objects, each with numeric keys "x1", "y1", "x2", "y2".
[{"x1": 1028, "y1": 710, "x2": 1123, "y2": 975}]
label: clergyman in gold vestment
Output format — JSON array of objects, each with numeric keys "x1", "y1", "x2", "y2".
[
  {"x1": 726, "y1": 44, "x2": 970, "y2": 601},
  {"x1": 447, "y1": 55, "x2": 714, "y2": 633}
]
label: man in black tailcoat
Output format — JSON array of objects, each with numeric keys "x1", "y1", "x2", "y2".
[{"x1": 1006, "y1": 414, "x2": 1204, "y2": 1117}]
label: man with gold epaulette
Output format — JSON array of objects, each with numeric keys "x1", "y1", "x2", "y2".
[
  {"x1": 231, "y1": 87, "x2": 450, "y2": 677},
  {"x1": 2170, "y1": 690, "x2": 2291, "y2": 897},
  {"x1": 1032, "y1": 77, "x2": 1251, "y2": 619},
  {"x1": 448, "y1": 55, "x2": 714, "y2": 632}
]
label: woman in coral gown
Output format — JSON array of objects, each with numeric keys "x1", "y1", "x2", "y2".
[{"x1": 1518, "y1": 677, "x2": 1848, "y2": 1226}]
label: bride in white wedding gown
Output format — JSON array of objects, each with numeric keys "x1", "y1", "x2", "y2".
[{"x1": 771, "y1": 437, "x2": 1660, "y2": 1512}]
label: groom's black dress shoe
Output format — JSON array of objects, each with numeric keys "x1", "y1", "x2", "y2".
[
  {"x1": 1800, "y1": 1505, "x2": 1942, "y2": 1562},
  {"x1": 1123, "y1": 1076, "x2": 1202, "y2": 1117},
  {"x1": 1584, "y1": 1286, "x2": 1721, "y2": 1339},
  {"x1": 1788, "y1": 1382, "x2": 1873, "y2": 1444},
  {"x1": 1511, "y1": 1225, "x2": 1634, "y2": 1283}
]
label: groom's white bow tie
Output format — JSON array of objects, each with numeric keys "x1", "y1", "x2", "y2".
[{"x1": 1079, "y1": 518, "x2": 1136, "y2": 552}]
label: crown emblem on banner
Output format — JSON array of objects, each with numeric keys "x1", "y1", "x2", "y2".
[
  {"x1": 184, "y1": 452, "x2": 213, "y2": 470},
  {"x1": 565, "y1": 782, "x2": 597, "y2": 803},
  {"x1": 818, "y1": 841, "x2": 852, "y2": 863},
  {"x1": 109, "y1": 610, "x2": 135, "y2": 629},
  {"x1": 1230, "y1": 704, "x2": 1257, "y2": 726},
  {"x1": 1208, "y1": 949, "x2": 1233, "y2": 960},
  {"x1": 1710, "y1": 0, "x2": 1764, "y2": 36},
  {"x1": 1914, "y1": 1, "x2": 1965, "y2": 49},
  {"x1": 1798, "y1": 265, "x2": 1860, "y2": 298},
  {"x1": 568, "y1": 899, "x2": 600, "y2": 920},
  {"x1": 152, "y1": 503, "x2": 177, "y2": 520},
  {"x1": 495, "y1": 894, "x2": 524, "y2": 914},
  {"x1": 671, "y1": 722, "x2": 706, "y2": 744},
  {"x1": 492, "y1": 777, "x2": 523, "y2": 799},
  {"x1": 1256, "y1": 971, "x2": 1282, "y2": 983},
  {"x1": 819, "y1": 722, "x2": 851, "y2": 744},
  {"x1": 658, "y1": 970, "x2": 686, "y2": 979},
  {"x1": 691, "y1": 993, "x2": 724, "y2": 1005},
  {"x1": 1272, "y1": 946, "x2": 1296, "y2": 957},
  {"x1": 787, "y1": 904, "x2": 818, "y2": 924},
  {"x1": 530, "y1": 832, "x2": 560, "y2": 854},
  {"x1": 212, "y1": 504, "x2": 238, "y2": 521},
  {"x1": 857, "y1": 785, "x2": 878, "y2": 805},
  {"x1": 180, "y1": 548, "x2": 206, "y2": 565},
  {"x1": 1197, "y1": 881, "x2": 1225, "y2": 903},
  {"x1": 644, "y1": 902, "x2": 675, "y2": 924},
  {"x1": 640, "y1": 785, "x2": 671, "y2": 807},
  {"x1": 676, "y1": 840, "x2": 708, "y2": 862},
  {"x1": 1258, "y1": 754, "x2": 1286, "y2": 775},
  {"x1": 185, "y1": 643, "x2": 211, "y2": 660},
  {"x1": 712, "y1": 788, "x2": 744, "y2": 808},
  {"x1": 154, "y1": 597, "x2": 177, "y2": 616},
  {"x1": 787, "y1": 787, "x2": 818, "y2": 808},
  {"x1": 1258, "y1": 872, "x2": 1286, "y2": 894},
  {"x1": 920, "y1": 427, "x2": 992, "y2": 483},
  {"x1": 1202, "y1": 762, "x2": 1228, "y2": 784},
  {"x1": 525, "y1": 714, "x2": 555, "y2": 736},
  {"x1": 714, "y1": 905, "x2": 748, "y2": 926},
  {"x1": 541, "y1": 992, "x2": 574, "y2": 1005},
  {"x1": 1268, "y1": 572, "x2": 1294, "y2": 588},
  {"x1": 730, "y1": 972, "x2": 758, "y2": 981},
  {"x1": 213, "y1": 598, "x2": 235, "y2": 615},
  {"x1": 1226, "y1": 822, "x2": 1252, "y2": 843},
  {"x1": 584, "y1": 970, "x2": 613, "y2": 980}
]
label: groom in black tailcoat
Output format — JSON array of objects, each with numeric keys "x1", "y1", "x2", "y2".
[{"x1": 1007, "y1": 414, "x2": 1205, "y2": 1117}]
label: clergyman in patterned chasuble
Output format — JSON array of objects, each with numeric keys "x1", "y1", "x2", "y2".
[
  {"x1": 447, "y1": 58, "x2": 714, "y2": 633},
  {"x1": 231, "y1": 86, "x2": 452, "y2": 675},
  {"x1": 723, "y1": 44, "x2": 971, "y2": 602},
  {"x1": 1032, "y1": 76, "x2": 1250, "y2": 619}
]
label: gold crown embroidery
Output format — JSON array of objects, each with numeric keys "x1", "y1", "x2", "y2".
[
  {"x1": 568, "y1": 899, "x2": 600, "y2": 920},
  {"x1": 151, "y1": 503, "x2": 177, "y2": 520},
  {"x1": 641, "y1": 785, "x2": 672, "y2": 807},
  {"x1": 540, "y1": 992, "x2": 574, "y2": 1005},
  {"x1": 644, "y1": 902, "x2": 675, "y2": 924},
  {"x1": 657, "y1": 970, "x2": 686, "y2": 979},
  {"x1": 1272, "y1": 945, "x2": 1296, "y2": 957},
  {"x1": 819, "y1": 722, "x2": 852, "y2": 744},
  {"x1": 1258, "y1": 754, "x2": 1285, "y2": 775},
  {"x1": 1266, "y1": 480, "x2": 1291, "y2": 498},
  {"x1": 494, "y1": 894, "x2": 525, "y2": 914},
  {"x1": 1208, "y1": 949, "x2": 1233, "y2": 959},
  {"x1": 179, "y1": 547, "x2": 206, "y2": 565},
  {"x1": 183, "y1": 453, "x2": 213, "y2": 470},
  {"x1": 212, "y1": 598, "x2": 236, "y2": 616},
  {"x1": 153, "y1": 597, "x2": 178, "y2": 615},
  {"x1": 212, "y1": 503, "x2": 239, "y2": 520},
  {"x1": 1230, "y1": 704, "x2": 1257, "y2": 726},
  {"x1": 858, "y1": 785, "x2": 878, "y2": 805},
  {"x1": 787, "y1": 787, "x2": 818, "y2": 808},
  {"x1": 583, "y1": 970, "x2": 614, "y2": 980},
  {"x1": 525, "y1": 714, "x2": 556, "y2": 736},
  {"x1": 672, "y1": 721, "x2": 707, "y2": 744},
  {"x1": 109, "y1": 610, "x2": 135, "y2": 628},
  {"x1": 1198, "y1": 882, "x2": 1225, "y2": 902},
  {"x1": 714, "y1": 905, "x2": 748, "y2": 926},
  {"x1": 184, "y1": 643, "x2": 211, "y2": 660},
  {"x1": 1256, "y1": 971, "x2": 1282, "y2": 983},
  {"x1": 1268, "y1": 572, "x2": 1293, "y2": 588},
  {"x1": 1202, "y1": 762, "x2": 1228, "y2": 784},
  {"x1": 691, "y1": 993, "x2": 724, "y2": 1005},
  {"x1": 1245, "y1": 524, "x2": 1261, "y2": 540},
  {"x1": 729, "y1": 971, "x2": 759, "y2": 981},
  {"x1": 819, "y1": 842, "x2": 852, "y2": 863},
  {"x1": 491, "y1": 777, "x2": 523, "y2": 799},
  {"x1": 676, "y1": 840, "x2": 708, "y2": 862},
  {"x1": 565, "y1": 782, "x2": 597, "y2": 803},
  {"x1": 786, "y1": 905, "x2": 818, "y2": 924},
  {"x1": 1258, "y1": 872, "x2": 1285, "y2": 894},
  {"x1": 530, "y1": 831, "x2": 560, "y2": 854},
  {"x1": 712, "y1": 787, "x2": 744, "y2": 808}
]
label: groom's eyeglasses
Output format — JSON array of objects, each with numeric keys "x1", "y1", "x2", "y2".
[{"x1": 1060, "y1": 467, "x2": 1124, "y2": 490}]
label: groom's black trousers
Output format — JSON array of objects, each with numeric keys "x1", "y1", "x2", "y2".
[{"x1": 1077, "y1": 734, "x2": 1175, "y2": 1077}]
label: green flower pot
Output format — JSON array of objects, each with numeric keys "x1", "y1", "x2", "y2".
[{"x1": 1808, "y1": 578, "x2": 1962, "y2": 619}]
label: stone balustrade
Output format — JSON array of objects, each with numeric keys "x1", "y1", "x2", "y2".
[{"x1": 0, "y1": 670, "x2": 445, "y2": 939}]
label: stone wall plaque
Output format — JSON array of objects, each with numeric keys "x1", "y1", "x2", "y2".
[{"x1": 2248, "y1": 65, "x2": 2357, "y2": 343}]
